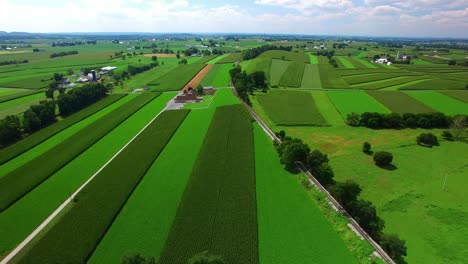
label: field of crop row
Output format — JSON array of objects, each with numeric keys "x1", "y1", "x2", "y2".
[
  {"x1": 149, "y1": 63, "x2": 206, "y2": 91},
  {"x1": 0, "y1": 93, "x2": 46, "y2": 118},
  {"x1": 200, "y1": 63, "x2": 233, "y2": 87}
]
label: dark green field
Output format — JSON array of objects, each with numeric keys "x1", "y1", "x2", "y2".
[
  {"x1": 148, "y1": 64, "x2": 205, "y2": 91},
  {"x1": 367, "y1": 91, "x2": 435, "y2": 113}
]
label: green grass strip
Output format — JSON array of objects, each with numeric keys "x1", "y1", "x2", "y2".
[
  {"x1": 194, "y1": 55, "x2": 218, "y2": 64},
  {"x1": 301, "y1": 64, "x2": 322, "y2": 88},
  {"x1": 327, "y1": 91, "x2": 390, "y2": 117},
  {"x1": 158, "y1": 105, "x2": 258, "y2": 264},
  {"x1": 405, "y1": 91, "x2": 468, "y2": 115},
  {"x1": 0, "y1": 90, "x2": 43, "y2": 103},
  {"x1": 307, "y1": 53, "x2": 319, "y2": 64},
  {"x1": 15, "y1": 109, "x2": 189, "y2": 264},
  {"x1": 0, "y1": 94, "x2": 126, "y2": 165},
  {"x1": 0, "y1": 93, "x2": 160, "y2": 212},
  {"x1": 206, "y1": 54, "x2": 229, "y2": 64},
  {"x1": 337, "y1": 57, "x2": 356, "y2": 69},
  {"x1": 0, "y1": 93, "x2": 44, "y2": 112}
]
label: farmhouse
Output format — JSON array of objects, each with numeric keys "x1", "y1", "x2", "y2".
[
  {"x1": 174, "y1": 89, "x2": 201, "y2": 103},
  {"x1": 376, "y1": 58, "x2": 388, "y2": 64}
]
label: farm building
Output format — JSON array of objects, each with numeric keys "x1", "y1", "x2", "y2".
[
  {"x1": 376, "y1": 58, "x2": 388, "y2": 64},
  {"x1": 100, "y1": 66, "x2": 117, "y2": 75},
  {"x1": 174, "y1": 90, "x2": 202, "y2": 103}
]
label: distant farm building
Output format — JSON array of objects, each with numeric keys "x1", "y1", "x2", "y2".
[
  {"x1": 100, "y1": 66, "x2": 117, "y2": 75},
  {"x1": 376, "y1": 58, "x2": 388, "y2": 64},
  {"x1": 174, "y1": 89, "x2": 202, "y2": 103}
]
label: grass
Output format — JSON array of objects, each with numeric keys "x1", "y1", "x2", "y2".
[
  {"x1": 0, "y1": 94, "x2": 126, "y2": 165},
  {"x1": 439, "y1": 90, "x2": 468, "y2": 103},
  {"x1": 399, "y1": 78, "x2": 467, "y2": 90},
  {"x1": 301, "y1": 64, "x2": 322, "y2": 88},
  {"x1": 0, "y1": 90, "x2": 42, "y2": 103},
  {"x1": 149, "y1": 63, "x2": 205, "y2": 91},
  {"x1": 367, "y1": 91, "x2": 435, "y2": 113},
  {"x1": 259, "y1": 50, "x2": 308, "y2": 63},
  {"x1": 157, "y1": 104, "x2": 257, "y2": 264},
  {"x1": 405, "y1": 91, "x2": 468, "y2": 115},
  {"x1": 14, "y1": 110, "x2": 189, "y2": 264},
  {"x1": 0, "y1": 92, "x2": 45, "y2": 113},
  {"x1": 199, "y1": 63, "x2": 233, "y2": 88},
  {"x1": 206, "y1": 54, "x2": 229, "y2": 64},
  {"x1": 215, "y1": 53, "x2": 242, "y2": 64},
  {"x1": 0, "y1": 92, "x2": 176, "y2": 259},
  {"x1": 256, "y1": 90, "x2": 328, "y2": 126},
  {"x1": 241, "y1": 57, "x2": 272, "y2": 83},
  {"x1": 88, "y1": 88, "x2": 240, "y2": 264},
  {"x1": 0, "y1": 93, "x2": 160, "y2": 212},
  {"x1": 307, "y1": 53, "x2": 319, "y2": 64},
  {"x1": 254, "y1": 124, "x2": 360, "y2": 264},
  {"x1": 0, "y1": 76, "x2": 52, "y2": 89},
  {"x1": 318, "y1": 56, "x2": 350, "y2": 89},
  {"x1": 269, "y1": 59, "x2": 290, "y2": 87},
  {"x1": 327, "y1": 91, "x2": 390, "y2": 117},
  {"x1": 337, "y1": 57, "x2": 356, "y2": 69},
  {"x1": 278, "y1": 62, "x2": 305, "y2": 88}
]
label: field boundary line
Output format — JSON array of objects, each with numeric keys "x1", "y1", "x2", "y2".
[
  {"x1": 230, "y1": 83, "x2": 396, "y2": 264},
  {"x1": 0, "y1": 94, "x2": 176, "y2": 264}
]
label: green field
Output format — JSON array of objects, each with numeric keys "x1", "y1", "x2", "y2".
[
  {"x1": 215, "y1": 53, "x2": 242, "y2": 64},
  {"x1": 367, "y1": 91, "x2": 435, "y2": 113},
  {"x1": 0, "y1": 76, "x2": 52, "y2": 89},
  {"x1": 307, "y1": 53, "x2": 319, "y2": 64},
  {"x1": 259, "y1": 50, "x2": 308, "y2": 63},
  {"x1": 399, "y1": 78, "x2": 467, "y2": 90},
  {"x1": 310, "y1": 91, "x2": 346, "y2": 127},
  {"x1": 148, "y1": 63, "x2": 205, "y2": 91},
  {"x1": 301, "y1": 64, "x2": 322, "y2": 88},
  {"x1": 206, "y1": 54, "x2": 228, "y2": 64},
  {"x1": 439, "y1": 90, "x2": 468, "y2": 103},
  {"x1": 0, "y1": 89, "x2": 43, "y2": 103},
  {"x1": 351, "y1": 76, "x2": 428, "y2": 90},
  {"x1": 0, "y1": 93, "x2": 160, "y2": 212},
  {"x1": 0, "y1": 93, "x2": 46, "y2": 118},
  {"x1": 256, "y1": 90, "x2": 328, "y2": 126},
  {"x1": 254, "y1": 124, "x2": 359, "y2": 264},
  {"x1": 318, "y1": 56, "x2": 350, "y2": 88},
  {"x1": 0, "y1": 92, "x2": 176, "y2": 258},
  {"x1": 15, "y1": 110, "x2": 189, "y2": 264},
  {"x1": 406, "y1": 91, "x2": 468, "y2": 115},
  {"x1": 270, "y1": 59, "x2": 290, "y2": 86},
  {"x1": 157, "y1": 104, "x2": 257, "y2": 264},
  {"x1": 327, "y1": 91, "x2": 390, "y2": 117},
  {"x1": 200, "y1": 63, "x2": 233, "y2": 88},
  {"x1": 88, "y1": 89, "x2": 240, "y2": 264},
  {"x1": 241, "y1": 57, "x2": 272, "y2": 83},
  {"x1": 278, "y1": 62, "x2": 305, "y2": 87},
  {"x1": 337, "y1": 57, "x2": 356, "y2": 69}
]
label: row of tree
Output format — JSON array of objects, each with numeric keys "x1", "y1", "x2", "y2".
[
  {"x1": 346, "y1": 112, "x2": 465, "y2": 129},
  {"x1": 229, "y1": 66, "x2": 268, "y2": 104},
  {"x1": 0, "y1": 100, "x2": 56, "y2": 148},
  {"x1": 50, "y1": 50, "x2": 78, "y2": 58},
  {"x1": 242, "y1": 44, "x2": 292, "y2": 60},
  {"x1": 57, "y1": 83, "x2": 108, "y2": 116},
  {"x1": 274, "y1": 132, "x2": 407, "y2": 263},
  {"x1": 0, "y1": 59, "x2": 28, "y2": 66},
  {"x1": 127, "y1": 63, "x2": 158, "y2": 76},
  {"x1": 51, "y1": 41, "x2": 96, "y2": 47}
]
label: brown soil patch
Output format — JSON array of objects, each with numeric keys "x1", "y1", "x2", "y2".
[
  {"x1": 183, "y1": 64, "x2": 214, "y2": 91},
  {"x1": 143, "y1": 53, "x2": 176, "y2": 58},
  {"x1": 0, "y1": 50, "x2": 31, "y2": 55},
  {"x1": 424, "y1": 55, "x2": 450, "y2": 60}
]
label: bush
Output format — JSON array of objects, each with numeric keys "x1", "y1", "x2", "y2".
[
  {"x1": 416, "y1": 133, "x2": 438, "y2": 147},
  {"x1": 362, "y1": 142, "x2": 371, "y2": 153},
  {"x1": 441, "y1": 130, "x2": 453, "y2": 141},
  {"x1": 380, "y1": 234, "x2": 408, "y2": 264},
  {"x1": 346, "y1": 112, "x2": 360, "y2": 126},
  {"x1": 373, "y1": 151, "x2": 393, "y2": 166},
  {"x1": 188, "y1": 251, "x2": 225, "y2": 264},
  {"x1": 348, "y1": 112, "x2": 455, "y2": 129}
]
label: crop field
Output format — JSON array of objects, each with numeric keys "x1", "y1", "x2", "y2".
[
  {"x1": 256, "y1": 90, "x2": 327, "y2": 126},
  {"x1": 327, "y1": 91, "x2": 390, "y2": 117},
  {"x1": 14, "y1": 110, "x2": 189, "y2": 264},
  {"x1": 215, "y1": 53, "x2": 242, "y2": 64},
  {"x1": 269, "y1": 59, "x2": 290, "y2": 86},
  {"x1": 193, "y1": 55, "x2": 218, "y2": 64},
  {"x1": 306, "y1": 53, "x2": 319, "y2": 64},
  {"x1": 157, "y1": 105, "x2": 257, "y2": 264},
  {"x1": 301, "y1": 64, "x2": 322, "y2": 88},
  {"x1": 149, "y1": 63, "x2": 206, "y2": 91},
  {"x1": 336, "y1": 57, "x2": 356, "y2": 69},
  {"x1": 0, "y1": 88, "x2": 21, "y2": 97},
  {"x1": 351, "y1": 76, "x2": 429, "y2": 90},
  {"x1": 0, "y1": 89, "x2": 42, "y2": 103},
  {"x1": 0, "y1": 76, "x2": 52, "y2": 89},
  {"x1": 406, "y1": 91, "x2": 468, "y2": 115},
  {"x1": 343, "y1": 72, "x2": 421, "y2": 85},
  {"x1": 183, "y1": 64, "x2": 213, "y2": 91},
  {"x1": 0, "y1": 94, "x2": 126, "y2": 166},
  {"x1": 367, "y1": 91, "x2": 435, "y2": 113},
  {"x1": 355, "y1": 59, "x2": 378, "y2": 69},
  {"x1": 200, "y1": 64, "x2": 233, "y2": 88},
  {"x1": 0, "y1": 93, "x2": 47, "y2": 119},
  {"x1": 88, "y1": 89, "x2": 240, "y2": 263},
  {"x1": 259, "y1": 50, "x2": 308, "y2": 63},
  {"x1": 206, "y1": 54, "x2": 229, "y2": 64},
  {"x1": 318, "y1": 56, "x2": 350, "y2": 88},
  {"x1": 398, "y1": 78, "x2": 467, "y2": 90},
  {"x1": 439, "y1": 90, "x2": 468, "y2": 103},
  {"x1": 241, "y1": 57, "x2": 272, "y2": 82},
  {"x1": 0, "y1": 92, "x2": 176, "y2": 258},
  {"x1": 0, "y1": 93, "x2": 160, "y2": 212},
  {"x1": 278, "y1": 62, "x2": 305, "y2": 87},
  {"x1": 254, "y1": 124, "x2": 358, "y2": 264}
]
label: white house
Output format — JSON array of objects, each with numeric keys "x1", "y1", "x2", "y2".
[{"x1": 376, "y1": 58, "x2": 388, "y2": 64}]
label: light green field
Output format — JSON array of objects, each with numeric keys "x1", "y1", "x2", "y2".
[
  {"x1": 301, "y1": 64, "x2": 322, "y2": 88},
  {"x1": 0, "y1": 93, "x2": 176, "y2": 258},
  {"x1": 0, "y1": 93, "x2": 46, "y2": 118},
  {"x1": 406, "y1": 91, "x2": 468, "y2": 115},
  {"x1": 318, "y1": 56, "x2": 350, "y2": 89},
  {"x1": 200, "y1": 63, "x2": 233, "y2": 88},
  {"x1": 278, "y1": 62, "x2": 305, "y2": 88},
  {"x1": 88, "y1": 89, "x2": 240, "y2": 264},
  {"x1": 206, "y1": 54, "x2": 228, "y2": 64},
  {"x1": 270, "y1": 59, "x2": 290, "y2": 86},
  {"x1": 0, "y1": 88, "x2": 22, "y2": 96},
  {"x1": 310, "y1": 91, "x2": 345, "y2": 126},
  {"x1": 327, "y1": 91, "x2": 390, "y2": 117},
  {"x1": 307, "y1": 53, "x2": 319, "y2": 64},
  {"x1": 337, "y1": 57, "x2": 356, "y2": 69},
  {"x1": 241, "y1": 57, "x2": 272, "y2": 82}
]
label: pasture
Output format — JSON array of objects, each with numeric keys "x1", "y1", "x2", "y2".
[{"x1": 256, "y1": 90, "x2": 328, "y2": 126}]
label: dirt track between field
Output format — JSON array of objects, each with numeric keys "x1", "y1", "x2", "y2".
[
  {"x1": 143, "y1": 53, "x2": 176, "y2": 58},
  {"x1": 183, "y1": 64, "x2": 213, "y2": 91}
]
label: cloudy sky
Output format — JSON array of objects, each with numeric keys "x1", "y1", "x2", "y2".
[{"x1": 0, "y1": 0, "x2": 467, "y2": 38}]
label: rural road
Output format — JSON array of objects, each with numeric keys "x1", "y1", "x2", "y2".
[
  {"x1": 0, "y1": 94, "x2": 177, "y2": 264},
  {"x1": 229, "y1": 84, "x2": 396, "y2": 264}
]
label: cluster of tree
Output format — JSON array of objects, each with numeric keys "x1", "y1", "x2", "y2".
[
  {"x1": 416, "y1": 132, "x2": 438, "y2": 147},
  {"x1": 346, "y1": 112, "x2": 459, "y2": 129},
  {"x1": 51, "y1": 41, "x2": 96, "y2": 47},
  {"x1": 373, "y1": 151, "x2": 393, "y2": 166},
  {"x1": 127, "y1": 63, "x2": 158, "y2": 76},
  {"x1": 332, "y1": 43, "x2": 348, "y2": 49},
  {"x1": 57, "y1": 83, "x2": 107, "y2": 116},
  {"x1": 392, "y1": 59, "x2": 412, "y2": 64},
  {"x1": 316, "y1": 50, "x2": 335, "y2": 58},
  {"x1": 328, "y1": 57, "x2": 338, "y2": 68},
  {"x1": 242, "y1": 45, "x2": 292, "y2": 60},
  {"x1": 357, "y1": 47, "x2": 368, "y2": 51},
  {"x1": 32, "y1": 48, "x2": 40, "y2": 52},
  {"x1": 121, "y1": 251, "x2": 224, "y2": 264},
  {"x1": 183, "y1": 48, "x2": 201, "y2": 56},
  {"x1": 142, "y1": 43, "x2": 158, "y2": 49},
  {"x1": 152, "y1": 48, "x2": 174, "y2": 54},
  {"x1": 275, "y1": 131, "x2": 407, "y2": 263},
  {"x1": 229, "y1": 66, "x2": 268, "y2": 104},
  {"x1": 50, "y1": 50, "x2": 78, "y2": 58},
  {"x1": 0, "y1": 59, "x2": 28, "y2": 66},
  {"x1": 0, "y1": 100, "x2": 56, "y2": 148}
]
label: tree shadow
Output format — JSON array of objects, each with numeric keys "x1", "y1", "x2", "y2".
[
  {"x1": 364, "y1": 151, "x2": 374, "y2": 156},
  {"x1": 378, "y1": 164, "x2": 398, "y2": 171}
]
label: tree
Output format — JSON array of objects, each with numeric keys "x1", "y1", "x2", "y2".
[
  {"x1": 188, "y1": 251, "x2": 225, "y2": 264},
  {"x1": 23, "y1": 109, "x2": 41, "y2": 134},
  {"x1": 45, "y1": 88, "x2": 55, "y2": 100},
  {"x1": 196, "y1": 85, "x2": 204, "y2": 96},
  {"x1": 330, "y1": 180, "x2": 362, "y2": 208},
  {"x1": 151, "y1": 55, "x2": 158, "y2": 62},
  {"x1": 275, "y1": 130, "x2": 286, "y2": 141},
  {"x1": 416, "y1": 133, "x2": 438, "y2": 147},
  {"x1": 450, "y1": 115, "x2": 467, "y2": 140},
  {"x1": 448, "y1": 60, "x2": 456, "y2": 66},
  {"x1": 106, "y1": 83, "x2": 114, "y2": 94},
  {"x1": 380, "y1": 234, "x2": 408, "y2": 264},
  {"x1": 313, "y1": 163, "x2": 335, "y2": 187},
  {"x1": 349, "y1": 199, "x2": 385, "y2": 240},
  {"x1": 0, "y1": 115, "x2": 23, "y2": 147},
  {"x1": 176, "y1": 53, "x2": 180, "y2": 59},
  {"x1": 306, "y1": 149, "x2": 329, "y2": 170},
  {"x1": 280, "y1": 141, "x2": 310, "y2": 170},
  {"x1": 121, "y1": 253, "x2": 156, "y2": 264},
  {"x1": 362, "y1": 142, "x2": 371, "y2": 153},
  {"x1": 442, "y1": 130, "x2": 453, "y2": 141},
  {"x1": 67, "y1": 68, "x2": 74, "y2": 75},
  {"x1": 346, "y1": 112, "x2": 360, "y2": 126},
  {"x1": 373, "y1": 151, "x2": 393, "y2": 166},
  {"x1": 179, "y1": 58, "x2": 188, "y2": 65},
  {"x1": 53, "y1": 72, "x2": 63, "y2": 82}
]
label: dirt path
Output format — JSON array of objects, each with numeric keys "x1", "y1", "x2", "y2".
[{"x1": 183, "y1": 64, "x2": 213, "y2": 91}]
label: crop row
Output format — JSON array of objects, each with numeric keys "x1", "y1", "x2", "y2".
[
  {"x1": 0, "y1": 90, "x2": 43, "y2": 104},
  {"x1": 15, "y1": 109, "x2": 190, "y2": 264},
  {"x1": 367, "y1": 91, "x2": 435, "y2": 113},
  {"x1": 399, "y1": 78, "x2": 467, "y2": 90},
  {"x1": 344, "y1": 72, "x2": 421, "y2": 85},
  {"x1": 278, "y1": 61, "x2": 305, "y2": 87},
  {"x1": 216, "y1": 53, "x2": 242, "y2": 64},
  {"x1": 0, "y1": 93, "x2": 159, "y2": 212},
  {"x1": 157, "y1": 105, "x2": 258, "y2": 264},
  {"x1": 0, "y1": 94, "x2": 126, "y2": 165},
  {"x1": 351, "y1": 75, "x2": 427, "y2": 90},
  {"x1": 318, "y1": 56, "x2": 350, "y2": 89},
  {"x1": 260, "y1": 50, "x2": 309, "y2": 63},
  {"x1": 149, "y1": 64, "x2": 205, "y2": 91}
]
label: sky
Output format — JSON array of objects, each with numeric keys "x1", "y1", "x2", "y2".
[{"x1": 0, "y1": 0, "x2": 467, "y2": 38}]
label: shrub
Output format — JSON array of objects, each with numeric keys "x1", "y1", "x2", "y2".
[
  {"x1": 441, "y1": 130, "x2": 453, "y2": 141},
  {"x1": 380, "y1": 234, "x2": 408, "y2": 264},
  {"x1": 373, "y1": 151, "x2": 393, "y2": 166},
  {"x1": 346, "y1": 112, "x2": 360, "y2": 126},
  {"x1": 362, "y1": 142, "x2": 371, "y2": 153},
  {"x1": 416, "y1": 133, "x2": 438, "y2": 147},
  {"x1": 188, "y1": 251, "x2": 225, "y2": 264}
]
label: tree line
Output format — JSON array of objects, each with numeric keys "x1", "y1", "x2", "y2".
[
  {"x1": 345, "y1": 111, "x2": 465, "y2": 129},
  {"x1": 57, "y1": 83, "x2": 108, "y2": 116},
  {"x1": 229, "y1": 66, "x2": 268, "y2": 105},
  {"x1": 242, "y1": 44, "x2": 293, "y2": 60},
  {"x1": 50, "y1": 51, "x2": 78, "y2": 58},
  {"x1": 51, "y1": 41, "x2": 96, "y2": 47},
  {"x1": 274, "y1": 131, "x2": 407, "y2": 264},
  {"x1": 0, "y1": 59, "x2": 28, "y2": 66}
]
